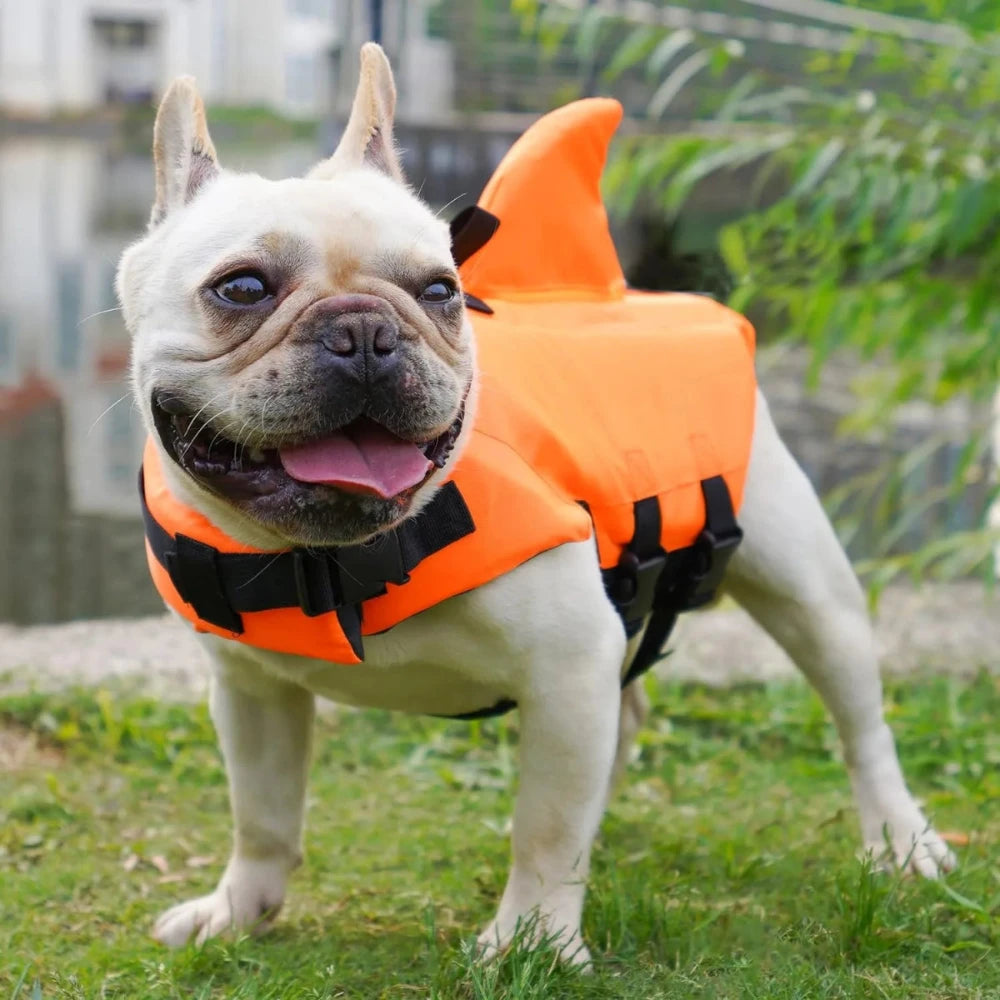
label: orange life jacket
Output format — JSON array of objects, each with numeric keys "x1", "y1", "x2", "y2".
[{"x1": 141, "y1": 98, "x2": 757, "y2": 690}]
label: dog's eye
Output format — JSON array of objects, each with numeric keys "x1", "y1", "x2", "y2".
[
  {"x1": 213, "y1": 272, "x2": 273, "y2": 306},
  {"x1": 419, "y1": 279, "x2": 456, "y2": 304}
]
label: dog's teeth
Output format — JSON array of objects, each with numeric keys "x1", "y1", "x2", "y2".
[{"x1": 248, "y1": 447, "x2": 266, "y2": 463}]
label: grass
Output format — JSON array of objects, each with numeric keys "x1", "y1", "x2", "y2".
[{"x1": 1, "y1": 672, "x2": 998, "y2": 999}]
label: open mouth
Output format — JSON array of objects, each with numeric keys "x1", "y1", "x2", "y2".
[{"x1": 152, "y1": 393, "x2": 466, "y2": 501}]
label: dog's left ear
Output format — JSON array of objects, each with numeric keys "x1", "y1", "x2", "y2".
[
  {"x1": 309, "y1": 43, "x2": 404, "y2": 183},
  {"x1": 150, "y1": 76, "x2": 220, "y2": 226}
]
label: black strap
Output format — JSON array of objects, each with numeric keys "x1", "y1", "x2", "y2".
[
  {"x1": 168, "y1": 534, "x2": 244, "y2": 634},
  {"x1": 605, "y1": 476, "x2": 744, "y2": 688},
  {"x1": 141, "y1": 461, "x2": 739, "y2": 713},
  {"x1": 463, "y1": 293, "x2": 493, "y2": 315},
  {"x1": 450, "y1": 205, "x2": 499, "y2": 266},
  {"x1": 140, "y1": 469, "x2": 475, "y2": 661},
  {"x1": 450, "y1": 205, "x2": 499, "y2": 315},
  {"x1": 437, "y1": 697, "x2": 518, "y2": 721},
  {"x1": 604, "y1": 496, "x2": 665, "y2": 638}
]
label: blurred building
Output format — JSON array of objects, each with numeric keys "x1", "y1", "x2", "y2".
[
  {"x1": 0, "y1": 0, "x2": 454, "y2": 120},
  {"x1": 332, "y1": 0, "x2": 454, "y2": 123}
]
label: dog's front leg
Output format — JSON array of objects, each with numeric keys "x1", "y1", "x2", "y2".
[
  {"x1": 153, "y1": 647, "x2": 315, "y2": 947},
  {"x1": 477, "y1": 633, "x2": 622, "y2": 967}
]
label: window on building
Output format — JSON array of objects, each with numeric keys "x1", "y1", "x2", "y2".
[
  {"x1": 93, "y1": 19, "x2": 152, "y2": 48},
  {"x1": 92, "y1": 16, "x2": 158, "y2": 104}
]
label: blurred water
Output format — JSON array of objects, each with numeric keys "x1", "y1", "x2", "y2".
[
  {"x1": 0, "y1": 132, "x2": 989, "y2": 625},
  {"x1": 0, "y1": 134, "x2": 330, "y2": 625}
]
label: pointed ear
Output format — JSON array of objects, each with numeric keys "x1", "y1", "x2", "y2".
[
  {"x1": 308, "y1": 43, "x2": 404, "y2": 183},
  {"x1": 150, "y1": 77, "x2": 220, "y2": 226}
]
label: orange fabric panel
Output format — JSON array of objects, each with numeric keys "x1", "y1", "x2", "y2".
[
  {"x1": 363, "y1": 436, "x2": 593, "y2": 632},
  {"x1": 467, "y1": 292, "x2": 756, "y2": 567}
]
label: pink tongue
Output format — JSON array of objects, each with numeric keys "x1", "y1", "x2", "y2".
[{"x1": 278, "y1": 420, "x2": 433, "y2": 499}]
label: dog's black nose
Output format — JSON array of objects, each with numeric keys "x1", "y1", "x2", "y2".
[
  {"x1": 296, "y1": 295, "x2": 402, "y2": 385},
  {"x1": 322, "y1": 312, "x2": 399, "y2": 360}
]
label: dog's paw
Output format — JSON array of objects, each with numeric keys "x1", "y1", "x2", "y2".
[
  {"x1": 860, "y1": 805, "x2": 958, "y2": 879},
  {"x1": 152, "y1": 859, "x2": 286, "y2": 948},
  {"x1": 476, "y1": 917, "x2": 592, "y2": 969}
]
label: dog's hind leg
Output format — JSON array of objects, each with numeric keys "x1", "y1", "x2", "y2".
[
  {"x1": 152, "y1": 645, "x2": 315, "y2": 947},
  {"x1": 721, "y1": 390, "x2": 955, "y2": 876},
  {"x1": 610, "y1": 679, "x2": 649, "y2": 791}
]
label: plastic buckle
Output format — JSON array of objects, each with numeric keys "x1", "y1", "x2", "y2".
[
  {"x1": 683, "y1": 524, "x2": 744, "y2": 609},
  {"x1": 611, "y1": 548, "x2": 666, "y2": 619}
]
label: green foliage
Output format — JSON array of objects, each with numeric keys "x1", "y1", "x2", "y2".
[
  {"x1": 584, "y1": 6, "x2": 1000, "y2": 410},
  {"x1": 427, "y1": 1, "x2": 563, "y2": 112},
  {"x1": 519, "y1": 1, "x2": 1000, "y2": 582},
  {"x1": 2, "y1": 675, "x2": 998, "y2": 997}
]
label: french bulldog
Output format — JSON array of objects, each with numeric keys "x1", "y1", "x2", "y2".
[{"x1": 116, "y1": 43, "x2": 955, "y2": 965}]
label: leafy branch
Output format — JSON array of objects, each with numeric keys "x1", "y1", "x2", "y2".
[{"x1": 514, "y1": 0, "x2": 1000, "y2": 581}]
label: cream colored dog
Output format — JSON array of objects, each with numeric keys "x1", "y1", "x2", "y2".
[{"x1": 117, "y1": 45, "x2": 954, "y2": 965}]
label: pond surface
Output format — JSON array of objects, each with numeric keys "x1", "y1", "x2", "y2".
[{"x1": 0, "y1": 132, "x2": 989, "y2": 625}]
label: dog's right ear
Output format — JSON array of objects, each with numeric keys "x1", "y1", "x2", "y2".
[
  {"x1": 150, "y1": 77, "x2": 220, "y2": 227},
  {"x1": 308, "y1": 43, "x2": 403, "y2": 183}
]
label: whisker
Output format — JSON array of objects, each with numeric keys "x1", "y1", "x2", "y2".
[
  {"x1": 331, "y1": 554, "x2": 365, "y2": 588},
  {"x1": 259, "y1": 394, "x2": 277, "y2": 439},
  {"x1": 434, "y1": 192, "x2": 466, "y2": 220},
  {"x1": 182, "y1": 390, "x2": 229, "y2": 437},
  {"x1": 183, "y1": 402, "x2": 232, "y2": 460},
  {"x1": 87, "y1": 394, "x2": 130, "y2": 435},
  {"x1": 200, "y1": 411, "x2": 237, "y2": 458},
  {"x1": 236, "y1": 553, "x2": 285, "y2": 590},
  {"x1": 78, "y1": 306, "x2": 123, "y2": 327},
  {"x1": 233, "y1": 418, "x2": 254, "y2": 467}
]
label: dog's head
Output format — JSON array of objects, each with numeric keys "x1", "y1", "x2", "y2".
[{"x1": 117, "y1": 45, "x2": 474, "y2": 548}]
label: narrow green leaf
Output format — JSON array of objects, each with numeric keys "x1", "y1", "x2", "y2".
[
  {"x1": 574, "y1": 5, "x2": 608, "y2": 61},
  {"x1": 792, "y1": 138, "x2": 846, "y2": 197},
  {"x1": 719, "y1": 226, "x2": 748, "y2": 278},
  {"x1": 603, "y1": 25, "x2": 661, "y2": 82},
  {"x1": 648, "y1": 51, "x2": 711, "y2": 118},
  {"x1": 647, "y1": 28, "x2": 696, "y2": 79},
  {"x1": 716, "y1": 72, "x2": 760, "y2": 122}
]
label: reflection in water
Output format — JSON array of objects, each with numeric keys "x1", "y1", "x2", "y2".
[{"x1": 0, "y1": 137, "x2": 330, "y2": 624}]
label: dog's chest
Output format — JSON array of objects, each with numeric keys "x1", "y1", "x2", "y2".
[{"x1": 200, "y1": 538, "x2": 623, "y2": 716}]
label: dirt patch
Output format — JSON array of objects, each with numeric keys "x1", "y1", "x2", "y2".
[
  {"x1": 0, "y1": 724, "x2": 64, "y2": 772},
  {"x1": 0, "y1": 582, "x2": 996, "y2": 703}
]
